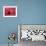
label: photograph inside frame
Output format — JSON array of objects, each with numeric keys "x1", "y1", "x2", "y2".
[{"x1": 18, "y1": 24, "x2": 46, "y2": 42}]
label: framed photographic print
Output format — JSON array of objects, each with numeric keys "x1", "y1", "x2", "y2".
[{"x1": 3, "y1": 6, "x2": 17, "y2": 17}]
